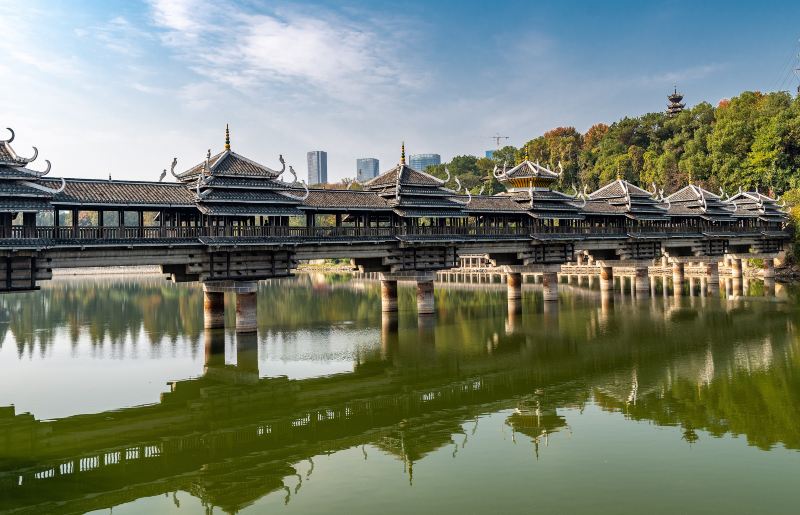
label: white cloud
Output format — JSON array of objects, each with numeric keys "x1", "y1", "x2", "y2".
[{"x1": 146, "y1": 0, "x2": 415, "y2": 104}]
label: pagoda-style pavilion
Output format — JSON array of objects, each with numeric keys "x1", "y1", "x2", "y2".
[
  {"x1": 728, "y1": 189, "x2": 788, "y2": 233},
  {"x1": 584, "y1": 179, "x2": 669, "y2": 226},
  {"x1": 0, "y1": 128, "x2": 63, "y2": 238},
  {"x1": 492, "y1": 159, "x2": 585, "y2": 231},
  {"x1": 667, "y1": 86, "x2": 686, "y2": 117},
  {"x1": 174, "y1": 126, "x2": 308, "y2": 234},
  {"x1": 362, "y1": 143, "x2": 466, "y2": 233},
  {"x1": 665, "y1": 184, "x2": 737, "y2": 229}
]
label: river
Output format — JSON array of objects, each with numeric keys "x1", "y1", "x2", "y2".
[{"x1": 0, "y1": 273, "x2": 797, "y2": 514}]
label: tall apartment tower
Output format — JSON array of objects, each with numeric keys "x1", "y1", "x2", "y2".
[
  {"x1": 409, "y1": 153, "x2": 441, "y2": 172},
  {"x1": 307, "y1": 151, "x2": 328, "y2": 185},
  {"x1": 356, "y1": 158, "x2": 380, "y2": 182}
]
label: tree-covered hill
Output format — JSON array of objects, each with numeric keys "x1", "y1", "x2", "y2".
[{"x1": 425, "y1": 90, "x2": 800, "y2": 201}]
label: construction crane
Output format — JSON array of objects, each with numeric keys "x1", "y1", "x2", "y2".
[{"x1": 490, "y1": 133, "x2": 509, "y2": 148}]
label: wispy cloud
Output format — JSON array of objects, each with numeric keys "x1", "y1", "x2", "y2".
[
  {"x1": 78, "y1": 16, "x2": 156, "y2": 57},
  {"x1": 638, "y1": 63, "x2": 727, "y2": 86},
  {"x1": 147, "y1": 0, "x2": 415, "y2": 104}
]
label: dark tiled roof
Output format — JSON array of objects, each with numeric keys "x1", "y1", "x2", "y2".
[
  {"x1": 0, "y1": 198, "x2": 52, "y2": 212},
  {"x1": 0, "y1": 141, "x2": 35, "y2": 167},
  {"x1": 202, "y1": 176, "x2": 289, "y2": 189},
  {"x1": 197, "y1": 204, "x2": 303, "y2": 217},
  {"x1": 47, "y1": 178, "x2": 196, "y2": 207},
  {"x1": 0, "y1": 165, "x2": 45, "y2": 180},
  {"x1": 393, "y1": 208, "x2": 467, "y2": 218},
  {"x1": 666, "y1": 185, "x2": 736, "y2": 222},
  {"x1": 364, "y1": 164, "x2": 444, "y2": 189},
  {"x1": 199, "y1": 189, "x2": 301, "y2": 204},
  {"x1": 728, "y1": 191, "x2": 788, "y2": 222},
  {"x1": 303, "y1": 189, "x2": 392, "y2": 210},
  {"x1": 499, "y1": 160, "x2": 559, "y2": 181},
  {"x1": 463, "y1": 196, "x2": 527, "y2": 213},
  {"x1": 0, "y1": 181, "x2": 51, "y2": 197},
  {"x1": 585, "y1": 179, "x2": 669, "y2": 221},
  {"x1": 179, "y1": 150, "x2": 284, "y2": 180}
]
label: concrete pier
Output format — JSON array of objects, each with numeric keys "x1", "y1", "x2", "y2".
[
  {"x1": 763, "y1": 258, "x2": 775, "y2": 279},
  {"x1": 507, "y1": 272, "x2": 522, "y2": 300},
  {"x1": 380, "y1": 279, "x2": 398, "y2": 312},
  {"x1": 203, "y1": 288, "x2": 225, "y2": 329},
  {"x1": 542, "y1": 271, "x2": 559, "y2": 302},
  {"x1": 730, "y1": 257, "x2": 743, "y2": 279},
  {"x1": 600, "y1": 266, "x2": 614, "y2": 292},
  {"x1": 634, "y1": 267, "x2": 649, "y2": 295},
  {"x1": 235, "y1": 291, "x2": 258, "y2": 333},
  {"x1": 672, "y1": 262, "x2": 685, "y2": 296},
  {"x1": 416, "y1": 280, "x2": 435, "y2": 315}
]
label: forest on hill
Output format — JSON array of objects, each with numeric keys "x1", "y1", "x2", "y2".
[{"x1": 423, "y1": 90, "x2": 800, "y2": 205}]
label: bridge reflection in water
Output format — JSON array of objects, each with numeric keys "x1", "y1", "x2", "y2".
[{"x1": 0, "y1": 274, "x2": 798, "y2": 513}]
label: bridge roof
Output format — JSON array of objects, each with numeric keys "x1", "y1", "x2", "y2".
[
  {"x1": 585, "y1": 179, "x2": 669, "y2": 221},
  {"x1": 728, "y1": 190, "x2": 788, "y2": 222},
  {"x1": 363, "y1": 163, "x2": 445, "y2": 189},
  {"x1": 45, "y1": 178, "x2": 196, "y2": 208},
  {"x1": 304, "y1": 189, "x2": 392, "y2": 211},
  {"x1": 179, "y1": 149, "x2": 284, "y2": 181},
  {"x1": 666, "y1": 185, "x2": 737, "y2": 222}
]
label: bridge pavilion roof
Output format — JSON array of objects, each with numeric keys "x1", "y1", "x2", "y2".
[
  {"x1": 727, "y1": 190, "x2": 788, "y2": 223},
  {"x1": 178, "y1": 127, "x2": 308, "y2": 217},
  {"x1": 362, "y1": 147, "x2": 466, "y2": 218},
  {"x1": 584, "y1": 179, "x2": 670, "y2": 221},
  {"x1": 665, "y1": 185, "x2": 736, "y2": 222},
  {"x1": 42, "y1": 178, "x2": 196, "y2": 209},
  {"x1": 0, "y1": 128, "x2": 58, "y2": 213},
  {"x1": 491, "y1": 160, "x2": 584, "y2": 220}
]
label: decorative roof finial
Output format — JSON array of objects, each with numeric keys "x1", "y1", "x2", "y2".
[
  {"x1": 224, "y1": 124, "x2": 231, "y2": 150},
  {"x1": 523, "y1": 145, "x2": 529, "y2": 163},
  {"x1": 400, "y1": 141, "x2": 405, "y2": 165}
]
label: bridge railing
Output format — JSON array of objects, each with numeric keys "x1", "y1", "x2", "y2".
[{"x1": 1, "y1": 223, "x2": 777, "y2": 243}]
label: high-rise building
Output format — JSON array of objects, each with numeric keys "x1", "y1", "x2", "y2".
[
  {"x1": 409, "y1": 153, "x2": 441, "y2": 172},
  {"x1": 356, "y1": 158, "x2": 380, "y2": 182},
  {"x1": 307, "y1": 151, "x2": 327, "y2": 185},
  {"x1": 485, "y1": 150, "x2": 495, "y2": 158}
]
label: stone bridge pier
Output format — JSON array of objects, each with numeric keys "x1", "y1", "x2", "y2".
[
  {"x1": 503, "y1": 264, "x2": 561, "y2": 302},
  {"x1": 379, "y1": 271, "x2": 438, "y2": 316},
  {"x1": 202, "y1": 280, "x2": 259, "y2": 333}
]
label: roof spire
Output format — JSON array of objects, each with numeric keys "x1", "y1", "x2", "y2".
[
  {"x1": 400, "y1": 141, "x2": 405, "y2": 165},
  {"x1": 224, "y1": 124, "x2": 231, "y2": 150}
]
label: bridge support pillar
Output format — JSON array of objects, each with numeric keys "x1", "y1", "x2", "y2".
[
  {"x1": 203, "y1": 288, "x2": 225, "y2": 329},
  {"x1": 236, "y1": 291, "x2": 258, "y2": 333},
  {"x1": 380, "y1": 279, "x2": 398, "y2": 312},
  {"x1": 762, "y1": 258, "x2": 775, "y2": 279},
  {"x1": 730, "y1": 258, "x2": 742, "y2": 279},
  {"x1": 507, "y1": 272, "x2": 522, "y2": 301},
  {"x1": 542, "y1": 271, "x2": 559, "y2": 302},
  {"x1": 672, "y1": 262, "x2": 685, "y2": 296},
  {"x1": 634, "y1": 267, "x2": 649, "y2": 295},
  {"x1": 416, "y1": 280, "x2": 435, "y2": 315},
  {"x1": 706, "y1": 262, "x2": 720, "y2": 285},
  {"x1": 600, "y1": 266, "x2": 614, "y2": 292}
]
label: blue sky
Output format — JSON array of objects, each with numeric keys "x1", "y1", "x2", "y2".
[{"x1": 1, "y1": 0, "x2": 799, "y2": 182}]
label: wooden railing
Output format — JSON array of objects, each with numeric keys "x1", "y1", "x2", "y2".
[{"x1": 0, "y1": 223, "x2": 779, "y2": 243}]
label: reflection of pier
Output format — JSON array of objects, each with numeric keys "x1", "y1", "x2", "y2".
[{"x1": 0, "y1": 291, "x2": 795, "y2": 513}]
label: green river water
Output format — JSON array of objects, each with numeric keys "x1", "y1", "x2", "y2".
[{"x1": 0, "y1": 273, "x2": 798, "y2": 514}]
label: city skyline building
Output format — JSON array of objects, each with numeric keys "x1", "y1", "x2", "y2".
[
  {"x1": 356, "y1": 158, "x2": 380, "y2": 182},
  {"x1": 307, "y1": 150, "x2": 328, "y2": 185},
  {"x1": 409, "y1": 153, "x2": 441, "y2": 172}
]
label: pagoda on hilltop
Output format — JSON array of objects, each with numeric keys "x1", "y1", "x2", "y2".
[{"x1": 667, "y1": 86, "x2": 685, "y2": 117}]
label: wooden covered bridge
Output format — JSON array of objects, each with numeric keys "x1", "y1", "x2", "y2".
[{"x1": 0, "y1": 128, "x2": 789, "y2": 330}]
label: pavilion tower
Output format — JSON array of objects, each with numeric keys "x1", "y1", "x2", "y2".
[{"x1": 667, "y1": 86, "x2": 685, "y2": 117}]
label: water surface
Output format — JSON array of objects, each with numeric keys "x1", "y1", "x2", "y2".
[{"x1": 0, "y1": 273, "x2": 798, "y2": 514}]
